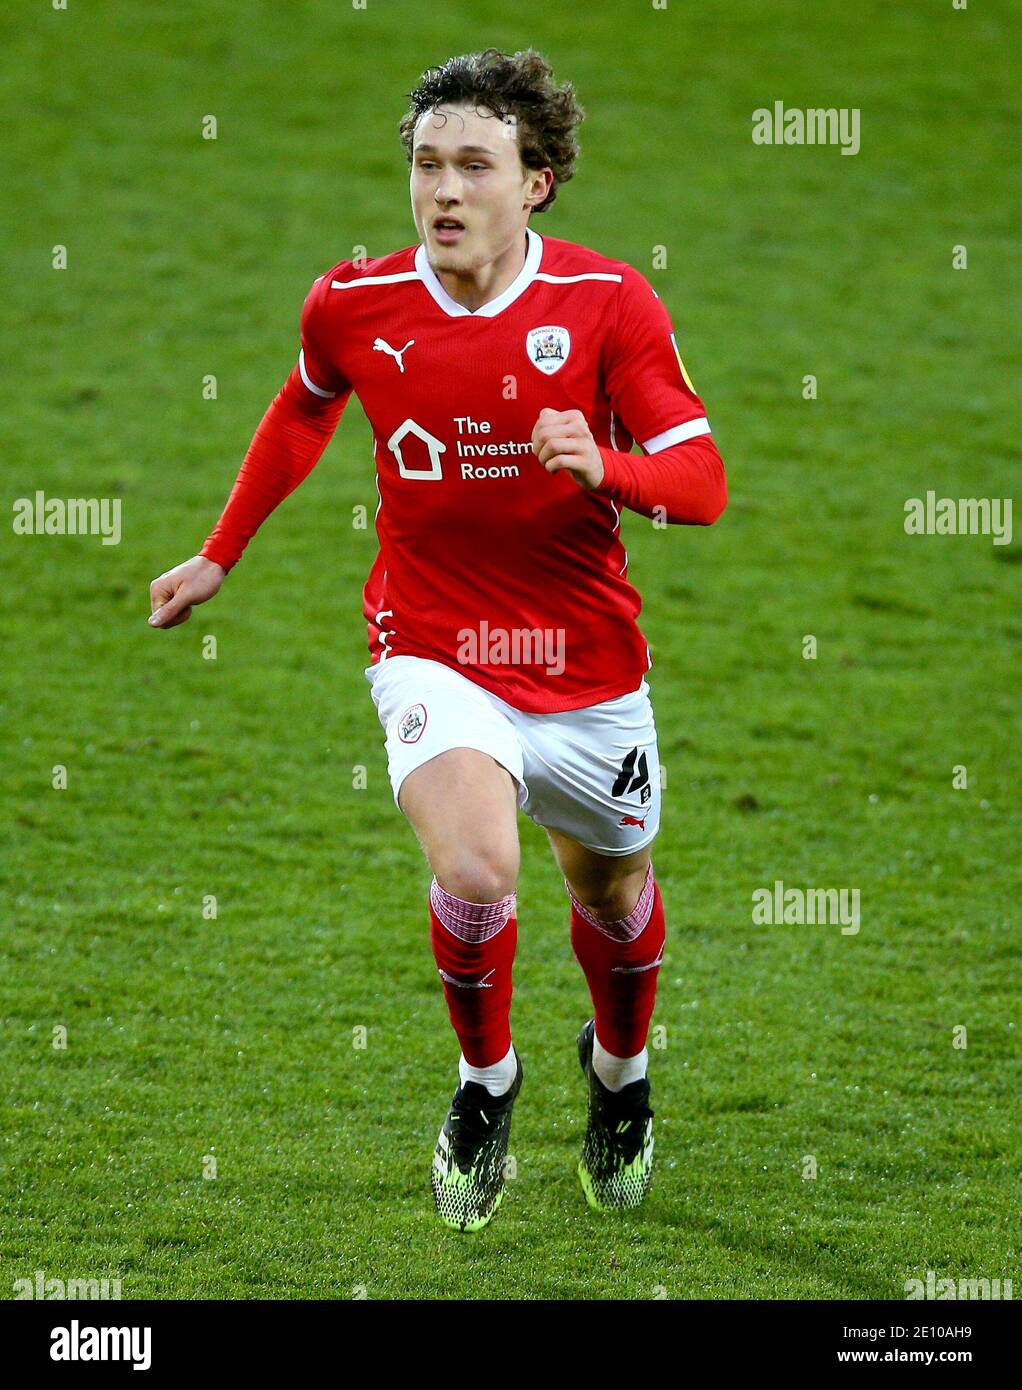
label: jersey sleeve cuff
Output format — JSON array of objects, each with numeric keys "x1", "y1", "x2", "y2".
[
  {"x1": 593, "y1": 446, "x2": 625, "y2": 498},
  {"x1": 200, "y1": 538, "x2": 238, "y2": 573}
]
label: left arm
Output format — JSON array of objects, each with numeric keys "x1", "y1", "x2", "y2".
[
  {"x1": 531, "y1": 263, "x2": 727, "y2": 525},
  {"x1": 532, "y1": 410, "x2": 727, "y2": 525}
]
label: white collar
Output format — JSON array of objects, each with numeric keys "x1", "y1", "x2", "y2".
[{"x1": 414, "y1": 226, "x2": 543, "y2": 318}]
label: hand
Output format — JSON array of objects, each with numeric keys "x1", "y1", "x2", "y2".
[
  {"x1": 531, "y1": 407, "x2": 605, "y2": 490},
  {"x1": 148, "y1": 555, "x2": 226, "y2": 629}
]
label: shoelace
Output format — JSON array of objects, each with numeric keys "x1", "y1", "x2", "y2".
[
  {"x1": 598, "y1": 1094, "x2": 654, "y2": 1165},
  {"x1": 449, "y1": 1097, "x2": 499, "y2": 1169}
]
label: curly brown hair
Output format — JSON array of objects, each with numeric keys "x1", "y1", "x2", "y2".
[{"x1": 398, "y1": 48, "x2": 584, "y2": 214}]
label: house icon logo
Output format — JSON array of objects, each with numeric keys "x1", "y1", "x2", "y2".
[{"x1": 387, "y1": 419, "x2": 446, "y2": 480}]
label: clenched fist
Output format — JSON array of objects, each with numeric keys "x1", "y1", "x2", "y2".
[
  {"x1": 531, "y1": 408, "x2": 605, "y2": 491},
  {"x1": 148, "y1": 555, "x2": 226, "y2": 629}
]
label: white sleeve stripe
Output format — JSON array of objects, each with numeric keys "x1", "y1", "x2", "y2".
[
  {"x1": 298, "y1": 349, "x2": 336, "y2": 398},
  {"x1": 642, "y1": 418, "x2": 711, "y2": 452}
]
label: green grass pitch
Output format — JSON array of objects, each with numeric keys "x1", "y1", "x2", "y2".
[{"x1": 1, "y1": 0, "x2": 1019, "y2": 1299}]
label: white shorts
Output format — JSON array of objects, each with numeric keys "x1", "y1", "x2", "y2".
[{"x1": 364, "y1": 655, "x2": 662, "y2": 856}]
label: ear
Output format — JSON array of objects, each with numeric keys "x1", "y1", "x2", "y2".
[{"x1": 524, "y1": 167, "x2": 554, "y2": 209}]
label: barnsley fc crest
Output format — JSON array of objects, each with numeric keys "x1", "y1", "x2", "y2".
[
  {"x1": 398, "y1": 703, "x2": 427, "y2": 743},
  {"x1": 526, "y1": 325, "x2": 571, "y2": 376}
]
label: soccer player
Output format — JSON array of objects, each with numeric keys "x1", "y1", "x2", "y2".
[{"x1": 148, "y1": 48, "x2": 726, "y2": 1232}]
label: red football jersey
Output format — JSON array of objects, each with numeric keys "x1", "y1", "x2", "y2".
[{"x1": 204, "y1": 229, "x2": 725, "y2": 713}]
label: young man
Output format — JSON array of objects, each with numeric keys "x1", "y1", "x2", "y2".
[{"x1": 149, "y1": 48, "x2": 726, "y2": 1232}]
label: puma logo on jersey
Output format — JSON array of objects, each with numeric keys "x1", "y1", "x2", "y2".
[{"x1": 373, "y1": 337, "x2": 415, "y2": 372}]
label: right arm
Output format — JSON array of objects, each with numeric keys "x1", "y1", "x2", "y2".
[{"x1": 148, "y1": 275, "x2": 351, "y2": 628}]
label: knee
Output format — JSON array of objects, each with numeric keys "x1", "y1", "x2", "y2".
[
  {"x1": 435, "y1": 851, "x2": 518, "y2": 904},
  {"x1": 575, "y1": 889, "x2": 630, "y2": 922},
  {"x1": 571, "y1": 863, "x2": 651, "y2": 921}
]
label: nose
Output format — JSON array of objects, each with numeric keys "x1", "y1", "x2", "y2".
[{"x1": 433, "y1": 167, "x2": 463, "y2": 206}]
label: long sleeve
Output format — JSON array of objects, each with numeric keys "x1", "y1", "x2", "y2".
[
  {"x1": 595, "y1": 262, "x2": 727, "y2": 527},
  {"x1": 593, "y1": 433, "x2": 727, "y2": 525},
  {"x1": 200, "y1": 366, "x2": 349, "y2": 571},
  {"x1": 200, "y1": 272, "x2": 352, "y2": 572}
]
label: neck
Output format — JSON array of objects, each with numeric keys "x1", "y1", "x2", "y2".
[{"x1": 434, "y1": 229, "x2": 530, "y2": 311}]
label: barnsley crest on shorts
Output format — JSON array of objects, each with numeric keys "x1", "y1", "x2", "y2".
[{"x1": 398, "y1": 703, "x2": 427, "y2": 743}]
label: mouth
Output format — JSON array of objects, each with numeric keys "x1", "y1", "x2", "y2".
[{"x1": 432, "y1": 216, "x2": 466, "y2": 245}]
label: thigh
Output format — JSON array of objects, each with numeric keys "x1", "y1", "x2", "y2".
[
  {"x1": 400, "y1": 747, "x2": 521, "y2": 901},
  {"x1": 365, "y1": 656, "x2": 525, "y2": 899},
  {"x1": 515, "y1": 678, "x2": 662, "y2": 857}
]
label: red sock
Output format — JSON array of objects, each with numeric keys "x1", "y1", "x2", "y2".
[
  {"x1": 428, "y1": 878, "x2": 517, "y2": 1068},
  {"x1": 568, "y1": 864, "x2": 665, "y2": 1057}
]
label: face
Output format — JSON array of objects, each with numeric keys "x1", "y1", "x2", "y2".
[{"x1": 410, "y1": 101, "x2": 551, "y2": 274}]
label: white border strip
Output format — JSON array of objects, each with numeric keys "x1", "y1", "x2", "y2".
[
  {"x1": 298, "y1": 349, "x2": 336, "y2": 398},
  {"x1": 414, "y1": 227, "x2": 544, "y2": 318},
  {"x1": 533, "y1": 271, "x2": 622, "y2": 284},
  {"x1": 330, "y1": 271, "x2": 420, "y2": 290},
  {"x1": 642, "y1": 417, "x2": 711, "y2": 452}
]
